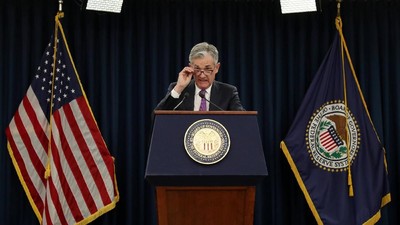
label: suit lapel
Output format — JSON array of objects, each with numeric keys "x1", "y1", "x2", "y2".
[
  {"x1": 209, "y1": 81, "x2": 220, "y2": 111},
  {"x1": 182, "y1": 80, "x2": 195, "y2": 110}
]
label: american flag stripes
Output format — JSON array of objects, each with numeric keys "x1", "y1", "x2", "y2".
[
  {"x1": 5, "y1": 16, "x2": 119, "y2": 225},
  {"x1": 319, "y1": 126, "x2": 344, "y2": 152}
]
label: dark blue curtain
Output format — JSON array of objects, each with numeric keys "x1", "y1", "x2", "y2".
[{"x1": 1, "y1": 0, "x2": 399, "y2": 224}]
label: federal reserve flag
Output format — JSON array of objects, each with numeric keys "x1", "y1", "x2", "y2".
[
  {"x1": 280, "y1": 25, "x2": 390, "y2": 224},
  {"x1": 5, "y1": 14, "x2": 119, "y2": 225}
]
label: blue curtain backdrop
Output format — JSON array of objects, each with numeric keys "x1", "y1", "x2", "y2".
[{"x1": 1, "y1": 0, "x2": 399, "y2": 224}]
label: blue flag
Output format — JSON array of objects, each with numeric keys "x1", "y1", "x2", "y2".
[{"x1": 281, "y1": 31, "x2": 391, "y2": 224}]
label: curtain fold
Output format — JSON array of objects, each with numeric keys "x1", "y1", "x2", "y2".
[{"x1": 1, "y1": 0, "x2": 399, "y2": 224}]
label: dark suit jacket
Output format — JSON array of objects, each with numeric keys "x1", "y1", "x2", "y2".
[{"x1": 155, "y1": 80, "x2": 245, "y2": 111}]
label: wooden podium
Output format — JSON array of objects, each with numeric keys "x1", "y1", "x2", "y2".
[{"x1": 145, "y1": 111, "x2": 268, "y2": 225}]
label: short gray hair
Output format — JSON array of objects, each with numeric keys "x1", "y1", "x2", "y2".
[{"x1": 189, "y1": 42, "x2": 219, "y2": 65}]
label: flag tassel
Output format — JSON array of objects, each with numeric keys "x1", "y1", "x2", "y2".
[
  {"x1": 44, "y1": 164, "x2": 51, "y2": 179},
  {"x1": 348, "y1": 170, "x2": 354, "y2": 196}
]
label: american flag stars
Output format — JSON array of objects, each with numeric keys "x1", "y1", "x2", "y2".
[{"x1": 33, "y1": 40, "x2": 79, "y2": 112}]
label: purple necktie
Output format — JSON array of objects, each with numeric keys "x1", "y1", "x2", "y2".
[{"x1": 199, "y1": 90, "x2": 207, "y2": 111}]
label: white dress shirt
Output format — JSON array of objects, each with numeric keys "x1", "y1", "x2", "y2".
[{"x1": 170, "y1": 84, "x2": 212, "y2": 111}]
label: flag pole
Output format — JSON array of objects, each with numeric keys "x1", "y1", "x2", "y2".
[
  {"x1": 44, "y1": 3, "x2": 65, "y2": 179},
  {"x1": 336, "y1": 0, "x2": 389, "y2": 198},
  {"x1": 335, "y1": 0, "x2": 355, "y2": 197}
]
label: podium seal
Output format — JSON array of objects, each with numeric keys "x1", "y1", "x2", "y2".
[{"x1": 184, "y1": 119, "x2": 231, "y2": 165}]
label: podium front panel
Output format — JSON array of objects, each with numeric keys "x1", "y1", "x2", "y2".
[{"x1": 145, "y1": 112, "x2": 268, "y2": 186}]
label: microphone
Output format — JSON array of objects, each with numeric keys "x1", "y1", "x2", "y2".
[
  {"x1": 173, "y1": 92, "x2": 189, "y2": 110},
  {"x1": 199, "y1": 91, "x2": 224, "y2": 111}
]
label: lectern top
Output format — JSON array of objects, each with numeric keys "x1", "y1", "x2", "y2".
[{"x1": 154, "y1": 110, "x2": 257, "y2": 115}]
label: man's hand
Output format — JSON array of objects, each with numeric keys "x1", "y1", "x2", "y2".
[{"x1": 173, "y1": 66, "x2": 193, "y2": 94}]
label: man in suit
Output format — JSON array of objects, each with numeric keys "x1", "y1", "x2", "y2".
[{"x1": 155, "y1": 42, "x2": 245, "y2": 111}]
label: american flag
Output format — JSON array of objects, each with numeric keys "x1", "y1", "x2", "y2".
[{"x1": 5, "y1": 23, "x2": 119, "y2": 225}]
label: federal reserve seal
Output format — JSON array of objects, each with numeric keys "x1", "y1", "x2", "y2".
[
  {"x1": 306, "y1": 100, "x2": 360, "y2": 172},
  {"x1": 184, "y1": 119, "x2": 230, "y2": 165}
]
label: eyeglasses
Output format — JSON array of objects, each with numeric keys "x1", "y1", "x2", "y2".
[{"x1": 193, "y1": 68, "x2": 214, "y2": 76}]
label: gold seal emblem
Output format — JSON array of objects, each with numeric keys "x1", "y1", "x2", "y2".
[
  {"x1": 306, "y1": 100, "x2": 360, "y2": 172},
  {"x1": 184, "y1": 119, "x2": 230, "y2": 165}
]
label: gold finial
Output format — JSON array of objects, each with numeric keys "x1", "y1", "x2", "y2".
[
  {"x1": 337, "y1": 0, "x2": 342, "y2": 17},
  {"x1": 59, "y1": 0, "x2": 63, "y2": 12}
]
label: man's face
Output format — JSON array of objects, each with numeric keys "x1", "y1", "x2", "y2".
[{"x1": 191, "y1": 54, "x2": 220, "y2": 90}]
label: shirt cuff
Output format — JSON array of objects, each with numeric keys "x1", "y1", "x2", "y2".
[{"x1": 170, "y1": 89, "x2": 180, "y2": 99}]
